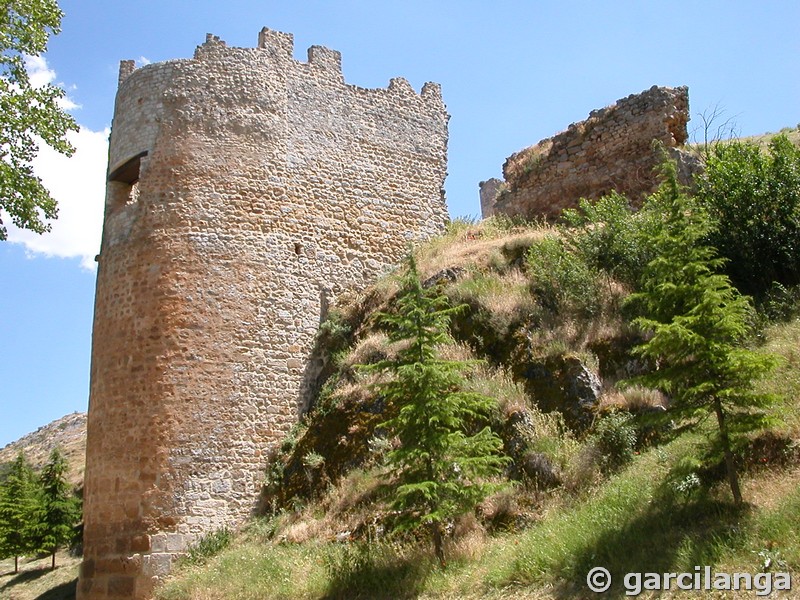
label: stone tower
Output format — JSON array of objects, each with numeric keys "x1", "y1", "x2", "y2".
[{"x1": 79, "y1": 28, "x2": 448, "y2": 599}]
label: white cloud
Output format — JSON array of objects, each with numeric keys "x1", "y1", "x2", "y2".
[
  {"x1": 6, "y1": 126, "x2": 109, "y2": 270},
  {"x1": 23, "y1": 54, "x2": 80, "y2": 110},
  {"x1": 136, "y1": 56, "x2": 152, "y2": 67}
]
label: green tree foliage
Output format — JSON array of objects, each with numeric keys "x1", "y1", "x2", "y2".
[
  {"x1": 626, "y1": 161, "x2": 778, "y2": 505},
  {"x1": 526, "y1": 235, "x2": 600, "y2": 317},
  {"x1": 32, "y1": 447, "x2": 81, "y2": 569},
  {"x1": 696, "y1": 135, "x2": 800, "y2": 298},
  {"x1": 367, "y1": 256, "x2": 508, "y2": 566},
  {"x1": 0, "y1": 453, "x2": 38, "y2": 573},
  {"x1": 0, "y1": 0, "x2": 78, "y2": 240},
  {"x1": 562, "y1": 191, "x2": 662, "y2": 288}
]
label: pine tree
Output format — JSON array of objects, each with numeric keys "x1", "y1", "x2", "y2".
[
  {"x1": 367, "y1": 256, "x2": 508, "y2": 565},
  {"x1": 0, "y1": 453, "x2": 38, "y2": 573},
  {"x1": 627, "y1": 160, "x2": 778, "y2": 505},
  {"x1": 32, "y1": 448, "x2": 81, "y2": 569}
]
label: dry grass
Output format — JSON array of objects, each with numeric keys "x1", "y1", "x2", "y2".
[
  {"x1": 503, "y1": 139, "x2": 554, "y2": 183},
  {"x1": 269, "y1": 469, "x2": 387, "y2": 545},
  {"x1": 437, "y1": 342, "x2": 480, "y2": 363},
  {"x1": 450, "y1": 268, "x2": 533, "y2": 317},
  {"x1": 741, "y1": 465, "x2": 800, "y2": 513},
  {"x1": 738, "y1": 126, "x2": 800, "y2": 149},
  {"x1": 0, "y1": 552, "x2": 79, "y2": 600},
  {"x1": 414, "y1": 219, "x2": 549, "y2": 280},
  {"x1": 465, "y1": 369, "x2": 527, "y2": 416},
  {"x1": 599, "y1": 385, "x2": 669, "y2": 413},
  {"x1": 338, "y1": 332, "x2": 391, "y2": 371}
]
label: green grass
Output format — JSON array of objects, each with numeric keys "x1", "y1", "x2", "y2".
[
  {"x1": 158, "y1": 541, "x2": 329, "y2": 600},
  {"x1": 484, "y1": 437, "x2": 690, "y2": 592},
  {"x1": 758, "y1": 317, "x2": 800, "y2": 436},
  {"x1": 158, "y1": 430, "x2": 800, "y2": 600}
]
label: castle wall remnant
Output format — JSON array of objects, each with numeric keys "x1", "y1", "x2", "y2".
[
  {"x1": 484, "y1": 85, "x2": 694, "y2": 220},
  {"x1": 80, "y1": 28, "x2": 448, "y2": 600}
]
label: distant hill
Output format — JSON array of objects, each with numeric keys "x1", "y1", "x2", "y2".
[{"x1": 0, "y1": 412, "x2": 86, "y2": 488}]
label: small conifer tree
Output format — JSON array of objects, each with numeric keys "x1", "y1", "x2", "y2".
[
  {"x1": 0, "y1": 453, "x2": 38, "y2": 573},
  {"x1": 627, "y1": 160, "x2": 778, "y2": 505},
  {"x1": 32, "y1": 448, "x2": 81, "y2": 569},
  {"x1": 367, "y1": 256, "x2": 508, "y2": 566}
]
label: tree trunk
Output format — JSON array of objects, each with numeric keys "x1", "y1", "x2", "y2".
[
  {"x1": 51, "y1": 550, "x2": 56, "y2": 570},
  {"x1": 14, "y1": 555, "x2": 18, "y2": 574},
  {"x1": 432, "y1": 522, "x2": 446, "y2": 568},
  {"x1": 713, "y1": 397, "x2": 743, "y2": 505}
]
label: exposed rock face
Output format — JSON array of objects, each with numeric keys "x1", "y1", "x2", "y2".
[
  {"x1": 80, "y1": 28, "x2": 448, "y2": 600},
  {"x1": 513, "y1": 352, "x2": 602, "y2": 431},
  {"x1": 486, "y1": 86, "x2": 701, "y2": 220}
]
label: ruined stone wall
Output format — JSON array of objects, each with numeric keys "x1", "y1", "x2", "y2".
[
  {"x1": 486, "y1": 86, "x2": 692, "y2": 220},
  {"x1": 80, "y1": 29, "x2": 448, "y2": 600}
]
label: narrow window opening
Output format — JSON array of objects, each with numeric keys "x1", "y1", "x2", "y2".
[
  {"x1": 109, "y1": 151, "x2": 147, "y2": 184},
  {"x1": 107, "y1": 151, "x2": 147, "y2": 212}
]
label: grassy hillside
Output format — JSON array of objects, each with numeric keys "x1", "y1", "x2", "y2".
[
  {"x1": 157, "y1": 213, "x2": 800, "y2": 599},
  {"x1": 0, "y1": 412, "x2": 86, "y2": 488}
]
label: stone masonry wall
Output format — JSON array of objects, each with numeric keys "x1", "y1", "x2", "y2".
[
  {"x1": 485, "y1": 86, "x2": 693, "y2": 220},
  {"x1": 80, "y1": 29, "x2": 448, "y2": 600}
]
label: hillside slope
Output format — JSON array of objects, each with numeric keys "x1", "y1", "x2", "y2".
[
  {"x1": 157, "y1": 213, "x2": 800, "y2": 599},
  {"x1": 0, "y1": 412, "x2": 86, "y2": 487}
]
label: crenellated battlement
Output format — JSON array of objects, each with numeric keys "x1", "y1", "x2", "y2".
[
  {"x1": 81, "y1": 27, "x2": 448, "y2": 600},
  {"x1": 118, "y1": 28, "x2": 439, "y2": 106},
  {"x1": 257, "y1": 26, "x2": 293, "y2": 56}
]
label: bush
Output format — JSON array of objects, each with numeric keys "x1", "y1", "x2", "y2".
[
  {"x1": 695, "y1": 134, "x2": 800, "y2": 298},
  {"x1": 526, "y1": 235, "x2": 601, "y2": 317},
  {"x1": 183, "y1": 527, "x2": 234, "y2": 565},
  {"x1": 759, "y1": 282, "x2": 800, "y2": 322},
  {"x1": 593, "y1": 411, "x2": 637, "y2": 473},
  {"x1": 563, "y1": 191, "x2": 662, "y2": 288}
]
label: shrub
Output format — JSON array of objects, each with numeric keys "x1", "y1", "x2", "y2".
[
  {"x1": 317, "y1": 309, "x2": 354, "y2": 357},
  {"x1": 695, "y1": 134, "x2": 800, "y2": 298},
  {"x1": 526, "y1": 235, "x2": 601, "y2": 317},
  {"x1": 593, "y1": 411, "x2": 637, "y2": 473},
  {"x1": 759, "y1": 282, "x2": 800, "y2": 322},
  {"x1": 563, "y1": 191, "x2": 661, "y2": 287},
  {"x1": 183, "y1": 527, "x2": 234, "y2": 565}
]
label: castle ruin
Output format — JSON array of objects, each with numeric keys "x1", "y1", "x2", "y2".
[
  {"x1": 79, "y1": 28, "x2": 448, "y2": 599},
  {"x1": 482, "y1": 85, "x2": 696, "y2": 219}
]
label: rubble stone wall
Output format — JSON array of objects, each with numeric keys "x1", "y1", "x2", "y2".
[{"x1": 487, "y1": 86, "x2": 693, "y2": 219}]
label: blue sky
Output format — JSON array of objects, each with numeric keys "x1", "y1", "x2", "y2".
[{"x1": 1, "y1": 0, "x2": 798, "y2": 447}]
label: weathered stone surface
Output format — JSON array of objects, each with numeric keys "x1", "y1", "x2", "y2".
[
  {"x1": 487, "y1": 85, "x2": 700, "y2": 220},
  {"x1": 513, "y1": 352, "x2": 602, "y2": 430},
  {"x1": 478, "y1": 178, "x2": 504, "y2": 218},
  {"x1": 80, "y1": 27, "x2": 448, "y2": 600}
]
